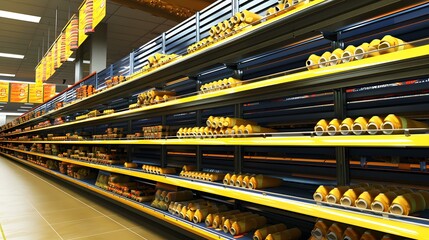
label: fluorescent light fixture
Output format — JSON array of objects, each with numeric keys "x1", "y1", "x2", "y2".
[
  {"x1": 0, "y1": 102, "x2": 7, "y2": 104},
  {"x1": 20, "y1": 106, "x2": 33, "y2": 109},
  {"x1": 17, "y1": 109, "x2": 28, "y2": 112},
  {"x1": 0, "y1": 52, "x2": 24, "y2": 59},
  {"x1": 0, "y1": 10, "x2": 41, "y2": 23},
  {"x1": 0, "y1": 73, "x2": 15, "y2": 77},
  {"x1": 68, "y1": 58, "x2": 90, "y2": 64},
  {"x1": 24, "y1": 103, "x2": 34, "y2": 105}
]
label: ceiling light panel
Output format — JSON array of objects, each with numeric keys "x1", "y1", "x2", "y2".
[
  {"x1": 0, "y1": 73, "x2": 15, "y2": 77},
  {"x1": 0, "y1": 52, "x2": 25, "y2": 59},
  {"x1": 0, "y1": 10, "x2": 41, "y2": 23}
]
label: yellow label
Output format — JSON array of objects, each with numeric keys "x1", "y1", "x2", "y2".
[
  {"x1": 78, "y1": 0, "x2": 89, "y2": 46},
  {"x1": 0, "y1": 82, "x2": 9, "y2": 102},
  {"x1": 29, "y1": 84, "x2": 43, "y2": 103},
  {"x1": 10, "y1": 83, "x2": 28, "y2": 103},
  {"x1": 43, "y1": 84, "x2": 56, "y2": 102}
]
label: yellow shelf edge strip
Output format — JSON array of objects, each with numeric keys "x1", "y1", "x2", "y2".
[
  {"x1": 1, "y1": 147, "x2": 428, "y2": 238},
  {"x1": 4, "y1": 134, "x2": 429, "y2": 147}
]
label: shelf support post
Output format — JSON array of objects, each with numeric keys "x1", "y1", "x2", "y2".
[
  {"x1": 196, "y1": 104, "x2": 203, "y2": 170},
  {"x1": 161, "y1": 115, "x2": 167, "y2": 167},
  {"x1": 195, "y1": 12, "x2": 201, "y2": 42},
  {"x1": 336, "y1": 147, "x2": 350, "y2": 186},
  {"x1": 234, "y1": 103, "x2": 243, "y2": 173},
  {"x1": 334, "y1": 87, "x2": 349, "y2": 185}
]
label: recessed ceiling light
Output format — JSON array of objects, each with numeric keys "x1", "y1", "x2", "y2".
[
  {"x1": 67, "y1": 58, "x2": 75, "y2": 62},
  {"x1": 0, "y1": 73, "x2": 15, "y2": 77},
  {"x1": 0, "y1": 10, "x2": 41, "y2": 23},
  {"x1": 83, "y1": 60, "x2": 90, "y2": 64},
  {"x1": 0, "y1": 52, "x2": 24, "y2": 59}
]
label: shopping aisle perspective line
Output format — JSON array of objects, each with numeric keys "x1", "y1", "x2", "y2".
[{"x1": 0, "y1": 156, "x2": 190, "y2": 240}]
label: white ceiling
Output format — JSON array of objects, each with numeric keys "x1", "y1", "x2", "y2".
[{"x1": 0, "y1": 0, "x2": 179, "y2": 86}]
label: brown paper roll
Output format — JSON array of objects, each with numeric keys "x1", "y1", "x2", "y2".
[
  {"x1": 253, "y1": 223, "x2": 287, "y2": 240},
  {"x1": 340, "y1": 118, "x2": 354, "y2": 135},
  {"x1": 182, "y1": 165, "x2": 196, "y2": 171},
  {"x1": 313, "y1": 185, "x2": 334, "y2": 202},
  {"x1": 354, "y1": 43, "x2": 370, "y2": 60},
  {"x1": 311, "y1": 219, "x2": 332, "y2": 240},
  {"x1": 378, "y1": 35, "x2": 410, "y2": 54},
  {"x1": 206, "y1": 116, "x2": 214, "y2": 127},
  {"x1": 318, "y1": 51, "x2": 332, "y2": 68},
  {"x1": 205, "y1": 210, "x2": 240, "y2": 227},
  {"x1": 329, "y1": 48, "x2": 344, "y2": 66},
  {"x1": 230, "y1": 215, "x2": 267, "y2": 236},
  {"x1": 155, "y1": 189, "x2": 162, "y2": 200},
  {"x1": 223, "y1": 173, "x2": 232, "y2": 185},
  {"x1": 207, "y1": 173, "x2": 225, "y2": 182},
  {"x1": 390, "y1": 193, "x2": 418, "y2": 215},
  {"x1": 213, "y1": 211, "x2": 251, "y2": 229},
  {"x1": 340, "y1": 187, "x2": 366, "y2": 206},
  {"x1": 418, "y1": 190, "x2": 429, "y2": 209},
  {"x1": 342, "y1": 226, "x2": 364, "y2": 240},
  {"x1": 159, "y1": 191, "x2": 168, "y2": 201},
  {"x1": 244, "y1": 125, "x2": 274, "y2": 135},
  {"x1": 367, "y1": 116, "x2": 383, "y2": 135},
  {"x1": 222, "y1": 213, "x2": 258, "y2": 233},
  {"x1": 238, "y1": 10, "x2": 262, "y2": 24},
  {"x1": 371, "y1": 191, "x2": 398, "y2": 212},
  {"x1": 158, "y1": 201, "x2": 168, "y2": 210},
  {"x1": 248, "y1": 175, "x2": 282, "y2": 189},
  {"x1": 355, "y1": 189, "x2": 381, "y2": 209},
  {"x1": 159, "y1": 167, "x2": 176, "y2": 174},
  {"x1": 229, "y1": 174, "x2": 238, "y2": 186},
  {"x1": 185, "y1": 209, "x2": 196, "y2": 221},
  {"x1": 124, "y1": 162, "x2": 137, "y2": 168},
  {"x1": 381, "y1": 114, "x2": 428, "y2": 134},
  {"x1": 352, "y1": 117, "x2": 368, "y2": 135},
  {"x1": 341, "y1": 45, "x2": 356, "y2": 63},
  {"x1": 368, "y1": 39, "x2": 381, "y2": 57},
  {"x1": 381, "y1": 234, "x2": 396, "y2": 240},
  {"x1": 193, "y1": 207, "x2": 218, "y2": 223},
  {"x1": 236, "y1": 174, "x2": 249, "y2": 187},
  {"x1": 326, "y1": 223, "x2": 346, "y2": 240},
  {"x1": 187, "y1": 201, "x2": 209, "y2": 211},
  {"x1": 327, "y1": 186, "x2": 350, "y2": 204},
  {"x1": 165, "y1": 190, "x2": 193, "y2": 203},
  {"x1": 315, "y1": 119, "x2": 328, "y2": 136},
  {"x1": 306, "y1": 54, "x2": 321, "y2": 70},
  {"x1": 360, "y1": 231, "x2": 381, "y2": 240},
  {"x1": 265, "y1": 228, "x2": 302, "y2": 240},
  {"x1": 327, "y1": 118, "x2": 341, "y2": 136}
]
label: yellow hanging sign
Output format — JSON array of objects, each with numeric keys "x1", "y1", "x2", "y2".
[
  {"x1": 0, "y1": 82, "x2": 9, "y2": 102},
  {"x1": 29, "y1": 84, "x2": 44, "y2": 103}
]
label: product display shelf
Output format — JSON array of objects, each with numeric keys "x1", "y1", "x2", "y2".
[
  {"x1": 1, "y1": 146, "x2": 428, "y2": 239},
  {"x1": 3, "y1": 42, "x2": 429, "y2": 138},
  {"x1": 0, "y1": 152, "x2": 240, "y2": 240},
  {"x1": 4, "y1": 133, "x2": 429, "y2": 147},
  {"x1": 1, "y1": 0, "x2": 425, "y2": 135}
]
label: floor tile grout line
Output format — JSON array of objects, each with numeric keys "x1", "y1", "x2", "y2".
[
  {"x1": 13, "y1": 162, "x2": 148, "y2": 240},
  {"x1": 67, "y1": 228, "x2": 125, "y2": 240},
  {"x1": 29, "y1": 202, "x2": 65, "y2": 240}
]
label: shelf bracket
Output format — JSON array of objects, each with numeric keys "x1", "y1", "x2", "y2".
[
  {"x1": 336, "y1": 147, "x2": 350, "y2": 186},
  {"x1": 334, "y1": 88, "x2": 346, "y2": 119}
]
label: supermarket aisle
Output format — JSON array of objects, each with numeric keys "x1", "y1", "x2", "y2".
[{"x1": 0, "y1": 157, "x2": 190, "y2": 240}]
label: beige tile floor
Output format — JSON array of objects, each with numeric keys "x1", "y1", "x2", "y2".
[{"x1": 0, "y1": 156, "x2": 196, "y2": 240}]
